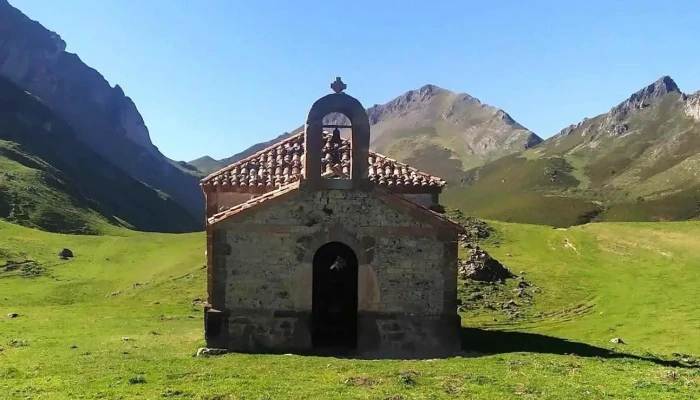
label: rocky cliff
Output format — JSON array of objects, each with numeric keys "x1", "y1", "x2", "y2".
[{"x1": 0, "y1": 0, "x2": 203, "y2": 221}]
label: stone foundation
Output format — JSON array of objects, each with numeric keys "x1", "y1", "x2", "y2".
[{"x1": 205, "y1": 307, "x2": 460, "y2": 359}]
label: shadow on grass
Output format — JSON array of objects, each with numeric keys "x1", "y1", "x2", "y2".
[
  {"x1": 461, "y1": 327, "x2": 699, "y2": 368},
  {"x1": 204, "y1": 328, "x2": 698, "y2": 368}
]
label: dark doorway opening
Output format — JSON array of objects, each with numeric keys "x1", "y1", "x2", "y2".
[{"x1": 312, "y1": 242, "x2": 359, "y2": 350}]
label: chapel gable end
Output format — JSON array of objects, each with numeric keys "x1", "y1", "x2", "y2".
[{"x1": 223, "y1": 189, "x2": 430, "y2": 229}]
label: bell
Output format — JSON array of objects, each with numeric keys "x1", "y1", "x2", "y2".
[
  {"x1": 331, "y1": 127, "x2": 341, "y2": 144},
  {"x1": 329, "y1": 128, "x2": 342, "y2": 165}
]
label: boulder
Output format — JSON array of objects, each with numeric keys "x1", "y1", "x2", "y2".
[
  {"x1": 458, "y1": 248, "x2": 514, "y2": 282},
  {"x1": 195, "y1": 347, "x2": 227, "y2": 357},
  {"x1": 58, "y1": 248, "x2": 74, "y2": 259}
]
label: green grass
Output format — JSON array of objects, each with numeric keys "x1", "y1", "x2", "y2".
[{"x1": 1, "y1": 219, "x2": 700, "y2": 399}]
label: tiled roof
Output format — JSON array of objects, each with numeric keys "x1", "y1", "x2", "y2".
[{"x1": 200, "y1": 132, "x2": 446, "y2": 192}]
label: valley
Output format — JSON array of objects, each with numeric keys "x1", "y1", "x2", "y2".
[
  {"x1": 1, "y1": 1, "x2": 700, "y2": 399},
  {"x1": 1, "y1": 220, "x2": 699, "y2": 398}
]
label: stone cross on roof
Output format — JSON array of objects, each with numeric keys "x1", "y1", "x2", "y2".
[{"x1": 331, "y1": 77, "x2": 347, "y2": 93}]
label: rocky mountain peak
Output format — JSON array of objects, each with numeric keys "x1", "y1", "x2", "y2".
[
  {"x1": 631, "y1": 75, "x2": 679, "y2": 101},
  {"x1": 597, "y1": 75, "x2": 682, "y2": 137},
  {"x1": 417, "y1": 84, "x2": 447, "y2": 97}
]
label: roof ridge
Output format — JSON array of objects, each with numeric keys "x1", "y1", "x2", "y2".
[
  {"x1": 201, "y1": 132, "x2": 445, "y2": 185},
  {"x1": 200, "y1": 132, "x2": 305, "y2": 182}
]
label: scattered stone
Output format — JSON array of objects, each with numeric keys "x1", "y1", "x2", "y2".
[
  {"x1": 611, "y1": 337, "x2": 625, "y2": 344},
  {"x1": 195, "y1": 347, "x2": 227, "y2": 357},
  {"x1": 2, "y1": 260, "x2": 45, "y2": 277},
  {"x1": 468, "y1": 293, "x2": 484, "y2": 302},
  {"x1": 7, "y1": 312, "x2": 18, "y2": 318},
  {"x1": 507, "y1": 311, "x2": 523, "y2": 320},
  {"x1": 517, "y1": 280, "x2": 530, "y2": 288},
  {"x1": 458, "y1": 247, "x2": 515, "y2": 282},
  {"x1": 8, "y1": 339, "x2": 27, "y2": 347},
  {"x1": 122, "y1": 337, "x2": 130, "y2": 342},
  {"x1": 106, "y1": 290, "x2": 122, "y2": 298},
  {"x1": 188, "y1": 315, "x2": 196, "y2": 319},
  {"x1": 129, "y1": 375, "x2": 147, "y2": 384},
  {"x1": 70, "y1": 344, "x2": 78, "y2": 349},
  {"x1": 58, "y1": 248, "x2": 74, "y2": 259},
  {"x1": 450, "y1": 210, "x2": 495, "y2": 243}
]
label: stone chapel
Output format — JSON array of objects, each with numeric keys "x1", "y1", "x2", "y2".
[{"x1": 200, "y1": 78, "x2": 464, "y2": 358}]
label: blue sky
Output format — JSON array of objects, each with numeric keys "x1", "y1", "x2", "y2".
[{"x1": 13, "y1": 0, "x2": 700, "y2": 161}]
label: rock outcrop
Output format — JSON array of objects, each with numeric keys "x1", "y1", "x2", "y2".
[
  {"x1": 684, "y1": 91, "x2": 700, "y2": 122},
  {"x1": 600, "y1": 76, "x2": 681, "y2": 137},
  {"x1": 0, "y1": 0, "x2": 203, "y2": 221}
]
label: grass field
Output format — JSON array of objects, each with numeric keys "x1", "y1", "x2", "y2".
[{"x1": 1, "y1": 220, "x2": 700, "y2": 399}]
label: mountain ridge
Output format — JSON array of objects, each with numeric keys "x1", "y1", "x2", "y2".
[
  {"x1": 445, "y1": 75, "x2": 700, "y2": 227},
  {"x1": 0, "y1": 75, "x2": 201, "y2": 234},
  {"x1": 191, "y1": 84, "x2": 543, "y2": 178},
  {"x1": 0, "y1": 0, "x2": 204, "y2": 220}
]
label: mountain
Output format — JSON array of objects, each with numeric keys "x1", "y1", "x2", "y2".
[
  {"x1": 443, "y1": 76, "x2": 700, "y2": 227},
  {"x1": 194, "y1": 85, "x2": 542, "y2": 179},
  {"x1": 0, "y1": 76, "x2": 201, "y2": 234},
  {"x1": 185, "y1": 156, "x2": 222, "y2": 176},
  {"x1": 0, "y1": 0, "x2": 204, "y2": 220}
]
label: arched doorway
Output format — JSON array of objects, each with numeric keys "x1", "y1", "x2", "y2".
[{"x1": 311, "y1": 242, "x2": 359, "y2": 350}]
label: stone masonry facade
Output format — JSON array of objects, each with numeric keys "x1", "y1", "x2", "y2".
[{"x1": 205, "y1": 186, "x2": 461, "y2": 358}]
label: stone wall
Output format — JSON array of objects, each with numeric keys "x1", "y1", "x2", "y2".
[
  {"x1": 398, "y1": 193, "x2": 438, "y2": 208},
  {"x1": 206, "y1": 190, "x2": 440, "y2": 217},
  {"x1": 212, "y1": 192, "x2": 258, "y2": 212},
  {"x1": 206, "y1": 187, "x2": 459, "y2": 358}
]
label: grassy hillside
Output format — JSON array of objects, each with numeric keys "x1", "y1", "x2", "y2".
[
  {"x1": 0, "y1": 77, "x2": 202, "y2": 234},
  {"x1": 1, "y1": 220, "x2": 699, "y2": 399},
  {"x1": 445, "y1": 77, "x2": 700, "y2": 227}
]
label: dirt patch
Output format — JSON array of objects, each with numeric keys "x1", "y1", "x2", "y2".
[{"x1": 562, "y1": 238, "x2": 580, "y2": 255}]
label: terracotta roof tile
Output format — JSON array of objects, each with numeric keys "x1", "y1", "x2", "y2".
[{"x1": 200, "y1": 132, "x2": 446, "y2": 192}]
